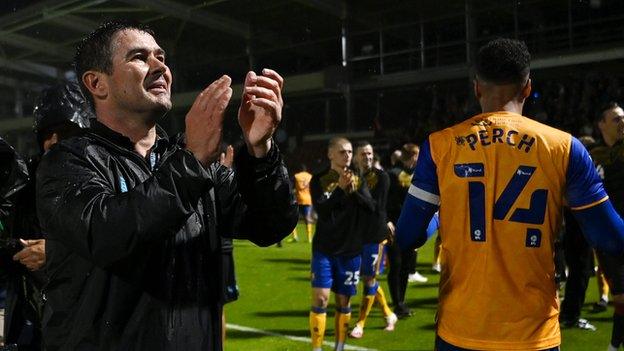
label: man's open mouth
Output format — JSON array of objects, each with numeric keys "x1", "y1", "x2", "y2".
[{"x1": 146, "y1": 78, "x2": 168, "y2": 94}]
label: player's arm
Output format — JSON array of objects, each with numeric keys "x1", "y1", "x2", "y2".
[
  {"x1": 350, "y1": 177, "x2": 376, "y2": 212},
  {"x1": 216, "y1": 144, "x2": 298, "y2": 247},
  {"x1": 374, "y1": 172, "x2": 390, "y2": 216},
  {"x1": 566, "y1": 137, "x2": 624, "y2": 255},
  {"x1": 310, "y1": 174, "x2": 346, "y2": 217},
  {"x1": 396, "y1": 139, "x2": 440, "y2": 250}
]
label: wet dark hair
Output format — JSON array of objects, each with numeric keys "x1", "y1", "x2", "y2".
[
  {"x1": 476, "y1": 38, "x2": 530, "y2": 85},
  {"x1": 74, "y1": 20, "x2": 154, "y2": 108}
]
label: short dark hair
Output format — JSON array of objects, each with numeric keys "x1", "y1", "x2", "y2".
[
  {"x1": 597, "y1": 101, "x2": 620, "y2": 122},
  {"x1": 355, "y1": 140, "x2": 372, "y2": 150},
  {"x1": 400, "y1": 143, "x2": 419, "y2": 164},
  {"x1": 328, "y1": 137, "x2": 351, "y2": 150},
  {"x1": 476, "y1": 38, "x2": 530, "y2": 85},
  {"x1": 74, "y1": 20, "x2": 154, "y2": 108}
]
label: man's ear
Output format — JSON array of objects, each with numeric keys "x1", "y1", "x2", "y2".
[
  {"x1": 519, "y1": 78, "x2": 532, "y2": 101},
  {"x1": 43, "y1": 132, "x2": 59, "y2": 152},
  {"x1": 597, "y1": 117, "x2": 605, "y2": 133},
  {"x1": 82, "y1": 71, "x2": 108, "y2": 101},
  {"x1": 473, "y1": 79, "x2": 481, "y2": 100}
]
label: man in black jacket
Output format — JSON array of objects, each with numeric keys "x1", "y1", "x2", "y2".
[
  {"x1": 386, "y1": 143, "x2": 421, "y2": 318},
  {"x1": 3, "y1": 82, "x2": 91, "y2": 351},
  {"x1": 350, "y1": 141, "x2": 397, "y2": 339},
  {"x1": 36, "y1": 21, "x2": 297, "y2": 351},
  {"x1": 0, "y1": 137, "x2": 29, "y2": 348}
]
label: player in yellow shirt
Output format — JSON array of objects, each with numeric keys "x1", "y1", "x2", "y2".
[
  {"x1": 396, "y1": 38, "x2": 624, "y2": 350},
  {"x1": 290, "y1": 165, "x2": 314, "y2": 242}
]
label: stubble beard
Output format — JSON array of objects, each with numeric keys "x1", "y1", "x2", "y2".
[{"x1": 132, "y1": 91, "x2": 172, "y2": 124}]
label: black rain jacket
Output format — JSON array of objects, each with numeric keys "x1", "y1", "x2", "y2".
[
  {"x1": 36, "y1": 121, "x2": 297, "y2": 350},
  {"x1": 311, "y1": 167, "x2": 375, "y2": 257},
  {"x1": 4, "y1": 156, "x2": 46, "y2": 350}
]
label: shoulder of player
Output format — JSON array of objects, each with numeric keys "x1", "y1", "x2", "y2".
[
  {"x1": 313, "y1": 167, "x2": 329, "y2": 178},
  {"x1": 615, "y1": 142, "x2": 624, "y2": 160},
  {"x1": 590, "y1": 143, "x2": 609, "y2": 154},
  {"x1": 590, "y1": 143, "x2": 612, "y2": 161},
  {"x1": 315, "y1": 167, "x2": 336, "y2": 183},
  {"x1": 375, "y1": 169, "x2": 390, "y2": 183},
  {"x1": 523, "y1": 116, "x2": 570, "y2": 138},
  {"x1": 42, "y1": 134, "x2": 111, "y2": 168},
  {"x1": 427, "y1": 119, "x2": 474, "y2": 147}
]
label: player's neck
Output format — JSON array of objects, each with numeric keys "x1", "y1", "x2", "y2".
[
  {"x1": 480, "y1": 99, "x2": 524, "y2": 115},
  {"x1": 331, "y1": 164, "x2": 344, "y2": 174},
  {"x1": 603, "y1": 134, "x2": 619, "y2": 147}
]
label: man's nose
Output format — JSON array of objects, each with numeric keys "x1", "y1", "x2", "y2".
[{"x1": 149, "y1": 56, "x2": 168, "y2": 75}]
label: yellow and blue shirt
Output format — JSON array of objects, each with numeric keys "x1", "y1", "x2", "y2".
[{"x1": 398, "y1": 112, "x2": 611, "y2": 350}]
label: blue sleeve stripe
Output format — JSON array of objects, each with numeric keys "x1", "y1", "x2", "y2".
[
  {"x1": 570, "y1": 196, "x2": 609, "y2": 211},
  {"x1": 408, "y1": 184, "x2": 440, "y2": 205}
]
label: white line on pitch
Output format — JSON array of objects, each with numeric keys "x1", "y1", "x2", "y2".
[{"x1": 226, "y1": 323, "x2": 378, "y2": 351}]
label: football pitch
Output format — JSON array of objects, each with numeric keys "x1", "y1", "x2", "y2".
[{"x1": 224, "y1": 224, "x2": 613, "y2": 351}]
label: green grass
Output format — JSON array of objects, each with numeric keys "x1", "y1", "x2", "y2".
[{"x1": 224, "y1": 224, "x2": 614, "y2": 350}]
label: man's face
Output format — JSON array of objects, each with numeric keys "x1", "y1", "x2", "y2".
[
  {"x1": 356, "y1": 145, "x2": 374, "y2": 171},
  {"x1": 599, "y1": 106, "x2": 624, "y2": 144},
  {"x1": 105, "y1": 29, "x2": 172, "y2": 117},
  {"x1": 328, "y1": 142, "x2": 353, "y2": 169}
]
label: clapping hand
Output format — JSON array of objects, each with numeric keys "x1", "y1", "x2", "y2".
[
  {"x1": 185, "y1": 75, "x2": 233, "y2": 166},
  {"x1": 338, "y1": 168, "x2": 353, "y2": 193},
  {"x1": 238, "y1": 69, "x2": 284, "y2": 158}
]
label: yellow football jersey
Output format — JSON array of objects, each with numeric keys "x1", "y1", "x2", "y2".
[
  {"x1": 294, "y1": 171, "x2": 313, "y2": 206},
  {"x1": 409, "y1": 111, "x2": 607, "y2": 350}
]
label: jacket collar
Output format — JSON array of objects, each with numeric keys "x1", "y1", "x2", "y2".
[{"x1": 89, "y1": 120, "x2": 169, "y2": 152}]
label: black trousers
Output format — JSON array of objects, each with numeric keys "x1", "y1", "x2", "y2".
[
  {"x1": 387, "y1": 241, "x2": 417, "y2": 307},
  {"x1": 560, "y1": 210, "x2": 593, "y2": 321}
]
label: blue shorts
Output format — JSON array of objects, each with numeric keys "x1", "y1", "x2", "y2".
[
  {"x1": 299, "y1": 205, "x2": 312, "y2": 220},
  {"x1": 435, "y1": 336, "x2": 559, "y2": 351},
  {"x1": 360, "y1": 242, "x2": 385, "y2": 277},
  {"x1": 311, "y1": 251, "x2": 361, "y2": 296}
]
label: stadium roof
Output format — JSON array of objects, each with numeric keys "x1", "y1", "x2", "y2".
[{"x1": 1, "y1": 0, "x2": 624, "y2": 134}]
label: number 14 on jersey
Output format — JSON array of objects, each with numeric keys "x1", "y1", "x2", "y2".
[{"x1": 454, "y1": 163, "x2": 548, "y2": 247}]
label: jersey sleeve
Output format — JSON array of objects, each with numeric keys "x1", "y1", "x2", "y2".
[
  {"x1": 396, "y1": 139, "x2": 440, "y2": 250},
  {"x1": 571, "y1": 200, "x2": 624, "y2": 255},
  {"x1": 426, "y1": 212, "x2": 440, "y2": 239},
  {"x1": 566, "y1": 136, "x2": 609, "y2": 210},
  {"x1": 408, "y1": 139, "x2": 440, "y2": 206}
]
